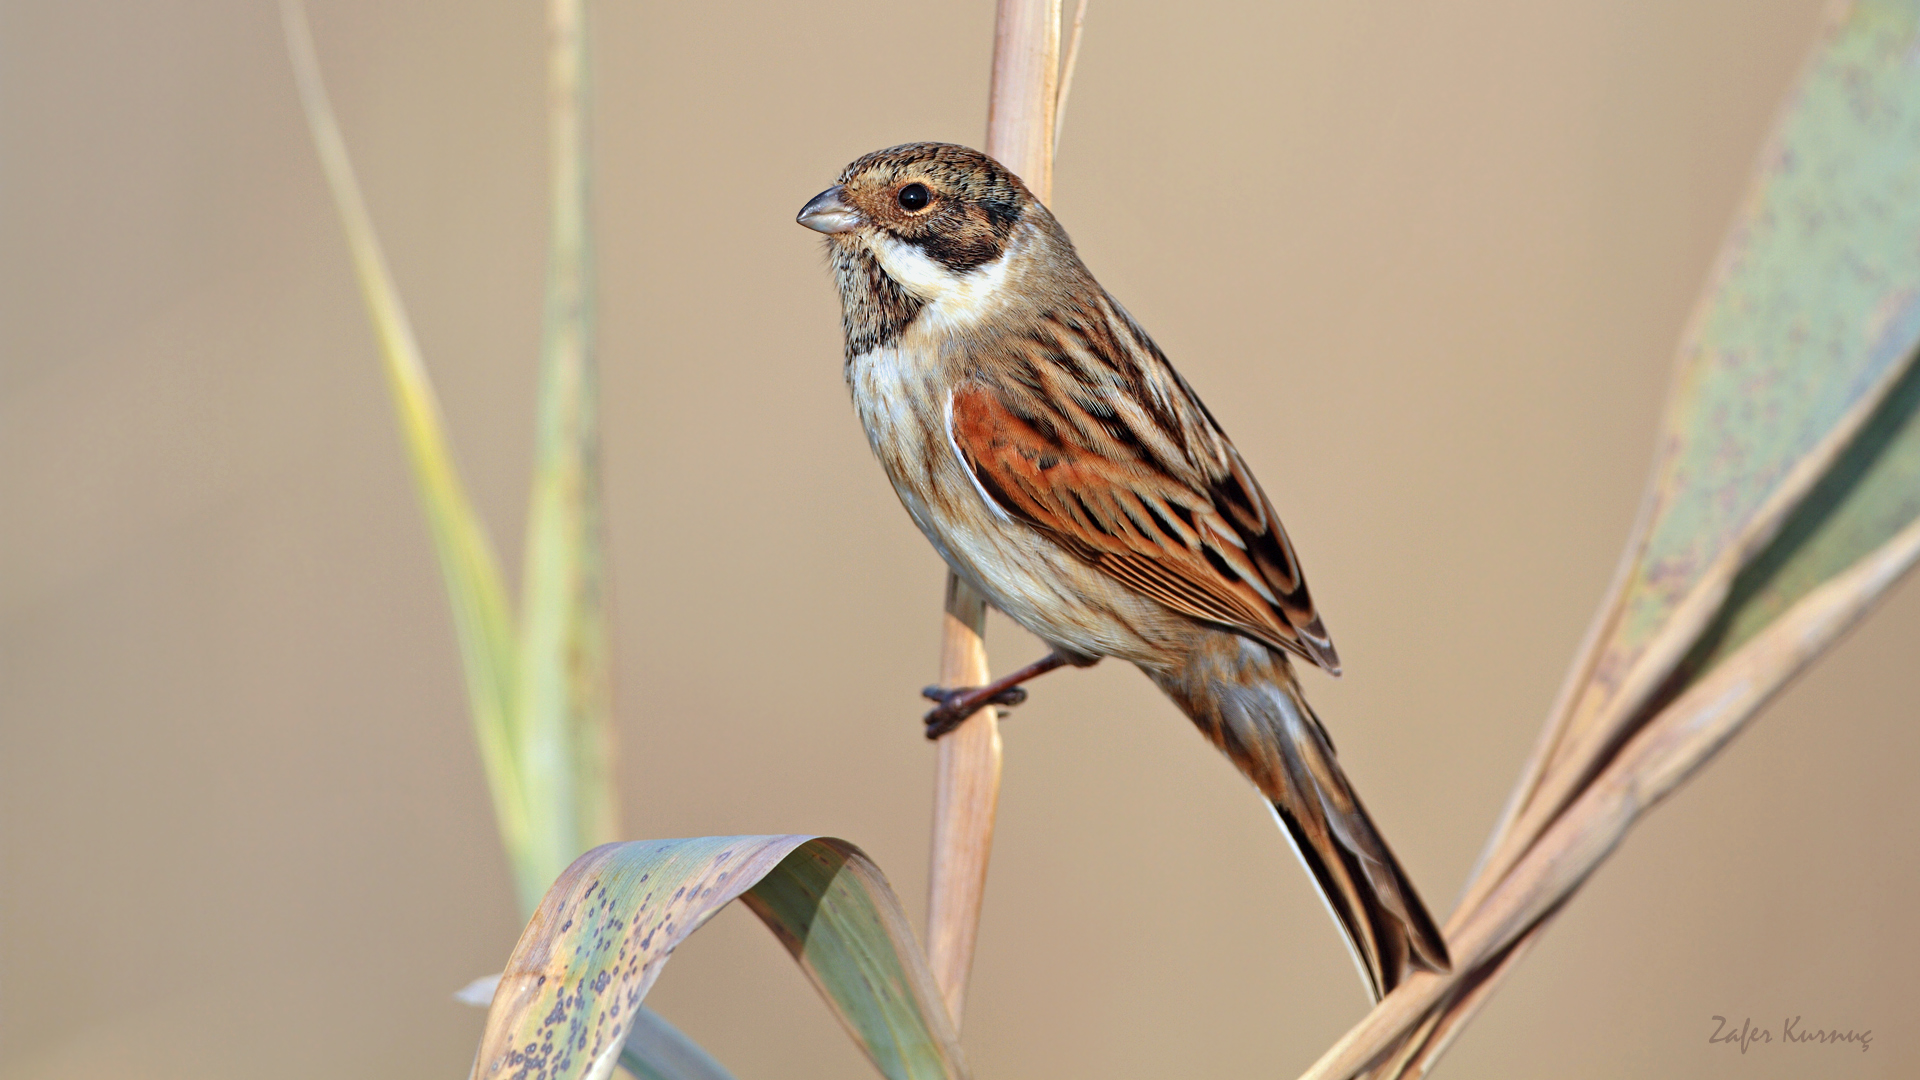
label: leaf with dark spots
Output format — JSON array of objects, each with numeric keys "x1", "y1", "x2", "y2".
[{"x1": 470, "y1": 836, "x2": 965, "y2": 1080}]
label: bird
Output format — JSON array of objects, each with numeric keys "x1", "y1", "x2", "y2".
[{"x1": 797, "y1": 141, "x2": 1449, "y2": 1001}]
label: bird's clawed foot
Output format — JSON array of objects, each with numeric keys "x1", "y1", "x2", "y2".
[
  {"x1": 921, "y1": 683, "x2": 1030, "y2": 739},
  {"x1": 919, "y1": 651, "x2": 1087, "y2": 740}
]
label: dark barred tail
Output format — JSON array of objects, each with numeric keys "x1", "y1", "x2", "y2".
[{"x1": 1149, "y1": 633, "x2": 1451, "y2": 1001}]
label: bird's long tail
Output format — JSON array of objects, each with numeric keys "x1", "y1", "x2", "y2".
[{"x1": 1148, "y1": 634, "x2": 1451, "y2": 1001}]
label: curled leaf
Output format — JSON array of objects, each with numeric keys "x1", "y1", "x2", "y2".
[{"x1": 471, "y1": 837, "x2": 966, "y2": 1080}]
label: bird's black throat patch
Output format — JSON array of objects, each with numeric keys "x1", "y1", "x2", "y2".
[{"x1": 831, "y1": 242, "x2": 924, "y2": 359}]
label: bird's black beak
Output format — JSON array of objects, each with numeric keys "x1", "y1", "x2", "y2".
[{"x1": 797, "y1": 185, "x2": 860, "y2": 234}]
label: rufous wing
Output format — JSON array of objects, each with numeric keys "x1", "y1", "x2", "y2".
[{"x1": 948, "y1": 382, "x2": 1340, "y2": 673}]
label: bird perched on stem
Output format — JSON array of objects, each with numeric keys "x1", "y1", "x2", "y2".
[{"x1": 798, "y1": 142, "x2": 1449, "y2": 1000}]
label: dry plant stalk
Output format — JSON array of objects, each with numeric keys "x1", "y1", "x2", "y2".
[
  {"x1": 925, "y1": 0, "x2": 1063, "y2": 1026},
  {"x1": 1054, "y1": 0, "x2": 1090, "y2": 150},
  {"x1": 925, "y1": 576, "x2": 999, "y2": 1024}
]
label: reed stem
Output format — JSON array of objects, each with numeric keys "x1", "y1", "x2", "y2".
[{"x1": 925, "y1": 0, "x2": 1063, "y2": 1028}]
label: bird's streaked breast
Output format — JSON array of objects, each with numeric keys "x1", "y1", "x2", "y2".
[{"x1": 846, "y1": 336, "x2": 1175, "y2": 665}]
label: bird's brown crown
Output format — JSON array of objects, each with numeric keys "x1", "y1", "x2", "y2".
[{"x1": 834, "y1": 142, "x2": 1032, "y2": 272}]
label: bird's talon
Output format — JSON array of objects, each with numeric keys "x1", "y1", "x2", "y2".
[{"x1": 921, "y1": 684, "x2": 1029, "y2": 740}]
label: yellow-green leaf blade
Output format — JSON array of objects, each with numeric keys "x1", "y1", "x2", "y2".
[
  {"x1": 471, "y1": 837, "x2": 967, "y2": 1080},
  {"x1": 279, "y1": 0, "x2": 528, "y2": 870},
  {"x1": 741, "y1": 841, "x2": 965, "y2": 1080}
]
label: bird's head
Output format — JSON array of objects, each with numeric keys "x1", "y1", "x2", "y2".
[{"x1": 798, "y1": 142, "x2": 1037, "y2": 308}]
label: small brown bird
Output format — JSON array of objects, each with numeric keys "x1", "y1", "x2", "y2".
[{"x1": 798, "y1": 142, "x2": 1449, "y2": 1000}]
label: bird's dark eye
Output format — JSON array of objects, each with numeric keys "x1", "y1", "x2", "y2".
[{"x1": 897, "y1": 183, "x2": 931, "y2": 211}]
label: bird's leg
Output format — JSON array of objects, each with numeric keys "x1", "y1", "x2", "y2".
[{"x1": 922, "y1": 651, "x2": 1092, "y2": 739}]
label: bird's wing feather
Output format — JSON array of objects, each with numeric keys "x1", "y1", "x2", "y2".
[{"x1": 949, "y1": 368, "x2": 1340, "y2": 673}]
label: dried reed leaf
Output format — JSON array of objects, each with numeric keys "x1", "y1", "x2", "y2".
[
  {"x1": 1298, "y1": 3, "x2": 1920, "y2": 1075},
  {"x1": 1359, "y1": 506, "x2": 1920, "y2": 1080},
  {"x1": 1371, "y1": 349, "x2": 1920, "y2": 1075},
  {"x1": 471, "y1": 837, "x2": 968, "y2": 1080}
]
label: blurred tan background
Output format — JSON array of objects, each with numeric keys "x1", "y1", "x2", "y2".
[{"x1": 4, "y1": 0, "x2": 1914, "y2": 1077}]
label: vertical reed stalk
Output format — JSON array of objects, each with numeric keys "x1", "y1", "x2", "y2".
[
  {"x1": 514, "y1": 0, "x2": 619, "y2": 911},
  {"x1": 925, "y1": 0, "x2": 1062, "y2": 1028}
]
